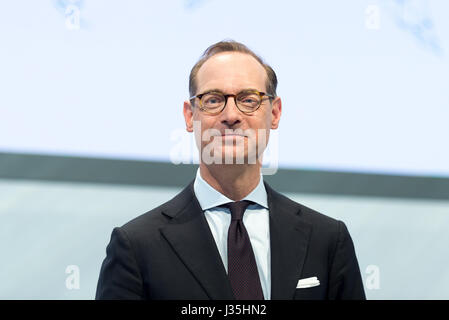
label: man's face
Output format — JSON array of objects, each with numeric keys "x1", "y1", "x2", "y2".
[{"x1": 183, "y1": 52, "x2": 281, "y2": 166}]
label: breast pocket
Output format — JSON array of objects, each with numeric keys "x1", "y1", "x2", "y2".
[{"x1": 293, "y1": 285, "x2": 326, "y2": 300}]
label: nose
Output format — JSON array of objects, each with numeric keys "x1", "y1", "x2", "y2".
[{"x1": 220, "y1": 96, "x2": 242, "y2": 127}]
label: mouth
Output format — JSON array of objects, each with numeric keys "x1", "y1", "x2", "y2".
[{"x1": 219, "y1": 134, "x2": 247, "y2": 139}]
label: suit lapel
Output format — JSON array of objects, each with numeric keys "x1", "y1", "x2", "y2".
[
  {"x1": 159, "y1": 180, "x2": 312, "y2": 300},
  {"x1": 265, "y1": 182, "x2": 312, "y2": 300},
  {"x1": 159, "y1": 181, "x2": 234, "y2": 300}
]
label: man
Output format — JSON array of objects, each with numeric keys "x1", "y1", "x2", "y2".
[{"x1": 96, "y1": 40, "x2": 366, "y2": 300}]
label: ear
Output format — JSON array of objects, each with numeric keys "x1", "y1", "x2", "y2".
[
  {"x1": 270, "y1": 96, "x2": 282, "y2": 129},
  {"x1": 183, "y1": 100, "x2": 194, "y2": 132}
]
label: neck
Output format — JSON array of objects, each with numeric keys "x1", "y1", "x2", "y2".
[{"x1": 199, "y1": 163, "x2": 261, "y2": 201}]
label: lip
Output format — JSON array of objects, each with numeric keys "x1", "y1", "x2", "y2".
[{"x1": 220, "y1": 134, "x2": 246, "y2": 138}]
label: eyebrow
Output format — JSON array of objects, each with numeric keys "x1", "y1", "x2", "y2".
[{"x1": 200, "y1": 88, "x2": 262, "y2": 94}]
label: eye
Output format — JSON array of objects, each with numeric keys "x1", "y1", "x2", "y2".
[
  {"x1": 202, "y1": 93, "x2": 225, "y2": 105},
  {"x1": 243, "y1": 97, "x2": 257, "y2": 103},
  {"x1": 237, "y1": 93, "x2": 260, "y2": 106}
]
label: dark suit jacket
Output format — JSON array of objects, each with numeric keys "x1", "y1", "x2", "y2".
[{"x1": 96, "y1": 180, "x2": 366, "y2": 300}]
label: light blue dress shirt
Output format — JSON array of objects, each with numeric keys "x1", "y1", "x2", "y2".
[{"x1": 193, "y1": 168, "x2": 271, "y2": 299}]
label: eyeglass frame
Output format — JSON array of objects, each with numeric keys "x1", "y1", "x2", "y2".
[{"x1": 189, "y1": 89, "x2": 275, "y2": 115}]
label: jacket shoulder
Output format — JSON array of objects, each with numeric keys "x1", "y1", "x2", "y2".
[
  {"x1": 265, "y1": 181, "x2": 342, "y2": 232},
  {"x1": 119, "y1": 181, "x2": 196, "y2": 236}
]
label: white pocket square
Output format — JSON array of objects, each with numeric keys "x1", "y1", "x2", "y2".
[{"x1": 296, "y1": 276, "x2": 320, "y2": 289}]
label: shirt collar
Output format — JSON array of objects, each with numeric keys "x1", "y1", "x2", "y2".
[{"x1": 193, "y1": 167, "x2": 268, "y2": 211}]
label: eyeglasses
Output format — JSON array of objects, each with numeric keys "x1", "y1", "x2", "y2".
[{"x1": 189, "y1": 89, "x2": 274, "y2": 115}]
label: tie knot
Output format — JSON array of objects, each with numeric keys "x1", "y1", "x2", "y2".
[{"x1": 221, "y1": 200, "x2": 253, "y2": 220}]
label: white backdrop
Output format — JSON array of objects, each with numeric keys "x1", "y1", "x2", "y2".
[
  {"x1": 1, "y1": 1, "x2": 449, "y2": 300},
  {"x1": 1, "y1": 0, "x2": 448, "y2": 177}
]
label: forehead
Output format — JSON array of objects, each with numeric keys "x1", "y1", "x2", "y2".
[{"x1": 196, "y1": 52, "x2": 267, "y2": 93}]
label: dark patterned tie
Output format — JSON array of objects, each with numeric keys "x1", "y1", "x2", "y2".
[{"x1": 221, "y1": 200, "x2": 264, "y2": 300}]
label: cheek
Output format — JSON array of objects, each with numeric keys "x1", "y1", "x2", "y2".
[
  {"x1": 265, "y1": 113, "x2": 273, "y2": 128},
  {"x1": 192, "y1": 113, "x2": 211, "y2": 131},
  {"x1": 250, "y1": 114, "x2": 271, "y2": 132},
  {"x1": 258, "y1": 115, "x2": 272, "y2": 144},
  {"x1": 245, "y1": 117, "x2": 270, "y2": 145},
  {"x1": 193, "y1": 118, "x2": 219, "y2": 146}
]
